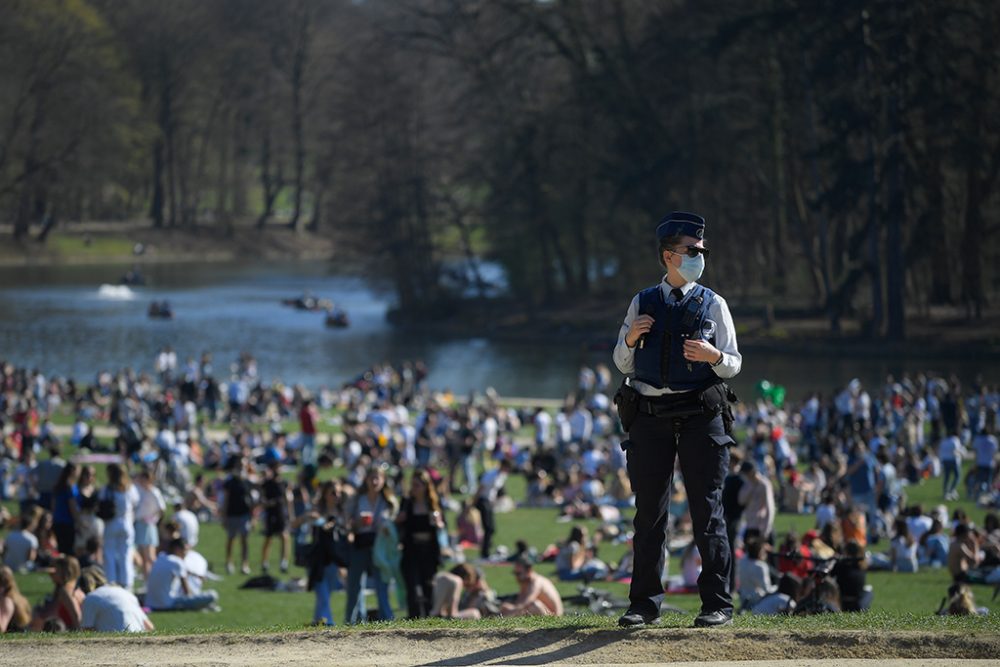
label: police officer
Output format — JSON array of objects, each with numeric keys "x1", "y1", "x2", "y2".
[{"x1": 613, "y1": 211, "x2": 741, "y2": 628}]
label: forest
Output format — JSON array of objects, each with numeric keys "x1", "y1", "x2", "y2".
[{"x1": 1, "y1": 0, "x2": 998, "y2": 339}]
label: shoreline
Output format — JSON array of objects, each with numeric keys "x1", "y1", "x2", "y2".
[
  {"x1": 0, "y1": 222, "x2": 336, "y2": 268},
  {"x1": 4, "y1": 224, "x2": 998, "y2": 355}
]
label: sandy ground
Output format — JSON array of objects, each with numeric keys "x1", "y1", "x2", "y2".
[{"x1": 1, "y1": 628, "x2": 998, "y2": 667}]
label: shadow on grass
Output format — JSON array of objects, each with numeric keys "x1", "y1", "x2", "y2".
[{"x1": 417, "y1": 628, "x2": 549, "y2": 666}]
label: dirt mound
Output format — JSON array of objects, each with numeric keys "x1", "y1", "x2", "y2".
[{"x1": 1, "y1": 627, "x2": 997, "y2": 666}]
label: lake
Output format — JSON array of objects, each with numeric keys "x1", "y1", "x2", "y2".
[{"x1": 0, "y1": 262, "x2": 996, "y2": 401}]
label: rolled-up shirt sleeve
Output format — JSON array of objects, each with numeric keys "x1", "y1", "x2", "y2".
[
  {"x1": 612, "y1": 294, "x2": 640, "y2": 375},
  {"x1": 710, "y1": 294, "x2": 742, "y2": 379}
]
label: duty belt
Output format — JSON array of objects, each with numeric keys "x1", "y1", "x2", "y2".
[{"x1": 637, "y1": 396, "x2": 705, "y2": 419}]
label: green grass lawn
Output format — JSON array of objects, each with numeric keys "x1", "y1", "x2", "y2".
[
  {"x1": 46, "y1": 236, "x2": 137, "y2": 258},
  {"x1": 4, "y1": 456, "x2": 998, "y2": 636},
  {"x1": 8, "y1": 403, "x2": 1000, "y2": 635}
]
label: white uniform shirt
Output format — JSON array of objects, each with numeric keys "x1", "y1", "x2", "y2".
[{"x1": 613, "y1": 278, "x2": 741, "y2": 396}]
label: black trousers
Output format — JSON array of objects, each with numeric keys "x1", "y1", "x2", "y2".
[
  {"x1": 475, "y1": 497, "x2": 495, "y2": 559},
  {"x1": 54, "y1": 521, "x2": 75, "y2": 556},
  {"x1": 625, "y1": 410, "x2": 732, "y2": 618},
  {"x1": 402, "y1": 545, "x2": 439, "y2": 618}
]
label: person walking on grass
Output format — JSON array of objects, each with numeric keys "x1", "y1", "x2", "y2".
[
  {"x1": 134, "y1": 468, "x2": 166, "y2": 579},
  {"x1": 102, "y1": 463, "x2": 140, "y2": 591},
  {"x1": 397, "y1": 469, "x2": 444, "y2": 618},
  {"x1": 220, "y1": 457, "x2": 254, "y2": 575},
  {"x1": 345, "y1": 466, "x2": 397, "y2": 623},
  {"x1": 260, "y1": 461, "x2": 294, "y2": 574}
]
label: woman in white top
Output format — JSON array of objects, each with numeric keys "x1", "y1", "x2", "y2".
[
  {"x1": 102, "y1": 463, "x2": 140, "y2": 590},
  {"x1": 133, "y1": 469, "x2": 166, "y2": 579}
]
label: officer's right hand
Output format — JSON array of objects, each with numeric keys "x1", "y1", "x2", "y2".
[{"x1": 626, "y1": 315, "x2": 655, "y2": 348}]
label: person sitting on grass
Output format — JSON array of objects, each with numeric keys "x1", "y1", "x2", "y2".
[
  {"x1": 888, "y1": 518, "x2": 918, "y2": 573},
  {"x1": 737, "y1": 538, "x2": 773, "y2": 611},
  {"x1": 29, "y1": 555, "x2": 84, "y2": 631},
  {"x1": 748, "y1": 572, "x2": 800, "y2": 616},
  {"x1": 145, "y1": 538, "x2": 219, "y2": 612},
  {"x1": 938, "y1": 583, "x2": 988, "y2": 616},
  {"x1": 0, "y1": 565, "x2": 32, "y2": 632},
  {"x1": 430, "y1": 564, "x2": 497, "y2": 620},
  {"x1": 948, "y1": 523, "x2": 981, "y2": 583},
  {"x1": 79, "y1": 567, "x2": 153, "y2": 632},
  {"x1": 918, "y1": 518, "x2": 950, "y2": 568},
  {"x1": 832, "y1": 540, "x2": 871, "y2": 612},
  {"x1": 3, "y1": 508, "x2": 41, "y2": 572},
  {"x1": 793, "y1": 577, "x2": 841, "y2": 615},
  {"x1": 499, "y1": 556, "x2": 564, "y2": 617},
  {"x1": 555, "y1": 526, "x2": 607, "y2": 582}
]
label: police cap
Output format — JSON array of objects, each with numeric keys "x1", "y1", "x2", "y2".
[{"x1": 656, "y1": 211, "x2": 705, "y2": 241}]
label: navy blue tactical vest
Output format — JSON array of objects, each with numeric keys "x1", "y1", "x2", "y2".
[{"x1": 632, "y1": 283, "x2": 720, "y2": 392}]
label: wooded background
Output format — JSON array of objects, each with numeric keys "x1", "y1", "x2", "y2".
[{"x1": 1, "y1": 0, "x2": 998, "y2": 338}]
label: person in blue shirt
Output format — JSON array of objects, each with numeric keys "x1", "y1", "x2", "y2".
[
  {"x1": 51, "y1": 463, "x2": 80, "y2": 556},
  {"x1": 846, "y1": 442, "x2": 877, "y2": 514}
]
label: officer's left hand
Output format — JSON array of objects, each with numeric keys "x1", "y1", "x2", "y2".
[{"x1": 683, "y1": 339, "x2": 722, "y2": 364}]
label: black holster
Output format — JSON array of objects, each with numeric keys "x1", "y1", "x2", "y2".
[
  {"x1": 700, "y1": 382, "x2": 739, "y2": 437},
  {"x1": 613, "y1": 379, "x2": 641, "y2": 433}
]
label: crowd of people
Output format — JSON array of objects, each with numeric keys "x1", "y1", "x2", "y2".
[{"x1": 1, "y1": 355, "x2": 998, "y2": 632}]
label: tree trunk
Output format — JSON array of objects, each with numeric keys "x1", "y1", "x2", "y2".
[
  {"x1": 961, "y1": 156, "x2": 986, "y2": 319},
  {"x1": 923, "y1": 151, "x2": 949, "y2": 303},
  {"x1": 884, "y1": 3, "x2": 906, "y2": 340},
  {"x1": 768, "y1": 34, "x2": 788, "y2": 296},
  {"x1": 256, "y1": 110, "x2": 280, "y2": 230},
  {"x1": 885, "y1": 110, "x2": 906, "y2": 339},
  {"x1": 287, "y1": 5, "x2": 311, "y2": 231},
  {"x1": 216, "y1": 110, "x2": 231, "y2": 226},
  {"x1": 150, "y1": 138, "x2": 165, "y2": 228},
  {"x1": 861, "y1": 9, "x2": 883, "y2": 338},
  {"x1": 232, "y1": 116, "x2": 249, "y2": 219},
  {"x1": 573, "y1": 169, "x2": 591, "y2": 294},
  {"x1": 800, "y1": 61, "x2": 837, "y2": 331},
  {"x1": 13, "y1": 90, "x2": 46, "y2": 241},
  {"x1": 188, "y1": 99, "x2": 220, "y2": 228},
  {"x1": 13, "y1": 184, "x2": 32, "y2": 241},
  {"x1": 160, "y1": 78, "x2": 178, "y2": 227},
  {"x1": 36, "y1": 211, "x2": 57, "y2": 243}
]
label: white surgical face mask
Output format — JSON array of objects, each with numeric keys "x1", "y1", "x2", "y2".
[{"x1": 677, "y1": 253, "x2": 705, "y2": 283}]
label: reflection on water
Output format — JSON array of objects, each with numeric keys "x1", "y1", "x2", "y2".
[
  {"x1": 0, "y1": 262, "x2": 996, "y2": 400},
  {"x1": 0, "y1": 263, "x2": 589, "y2": 398}
]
